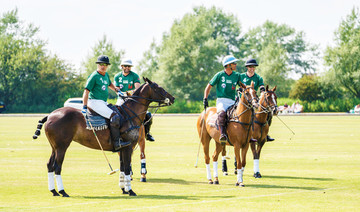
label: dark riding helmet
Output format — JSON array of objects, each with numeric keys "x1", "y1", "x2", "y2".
[
  {"x1": 96, "y1": 55, "x2": 111, "y2": 65},
  {"x1": 245, "y1": 58, "x2": 258, "y2": 67}
]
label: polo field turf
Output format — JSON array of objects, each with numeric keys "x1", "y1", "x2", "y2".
[{"x1": 0, "y1": 115, "x2": 359, "y2": 211}]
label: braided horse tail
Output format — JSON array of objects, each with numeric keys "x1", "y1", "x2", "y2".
[{"x1": 33, "y1": 116, "x2": 48, "y2": 139}]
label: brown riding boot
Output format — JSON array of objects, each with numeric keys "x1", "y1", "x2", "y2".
[
  {"x1": 110, "y1": 113, "x2": 131, "y2": 151},
  {"x1": 218, "y1": 111, "x2": 227, "y2": 145}
]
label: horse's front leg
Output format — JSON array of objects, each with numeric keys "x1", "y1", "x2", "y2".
[
  {"x1": 118, "y1": 151, "x2": 128, "y2": 194},
  {"x1": 212, "y1": 142, "x2": 223, "y2": 184},
  {"x1": 234, "y1": 144, "x2": 244, "y2": 187},
  {"x1": 221, "y1": 145, "x2": 228, "y2": 176},
  {"x1": 254, "y1": 138, "x2": 266, "y2": 178},
  {"x1": 139, "y1": 134, "x2": 147, "y2": 182},
  {"x1": 121, "y1": 145, "x2": 136, "y2": 196}
]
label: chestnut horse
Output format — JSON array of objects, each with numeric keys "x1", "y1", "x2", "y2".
[
  {"x1": 33, "y1": 78, "x2": 174, "y2": 197},
  {"x1": 196, "y1": 81, "x2": 259, "y2": 186},
  {"x1": 250, "y1": 85, "x2": 277, "y2": 178},
  {"x1": 221, "y1": 85, "x2": 277, "y2": 178}
]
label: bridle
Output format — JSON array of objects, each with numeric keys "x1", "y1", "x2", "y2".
[{"x1": 257, "y1": 91, "x2": 277, "y2": 114}]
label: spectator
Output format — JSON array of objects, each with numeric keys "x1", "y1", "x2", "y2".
[
  {"x1": 292, "y1": 101, "x2": 304, "y2": 113},
  {"x1": 354, "y1": 104, "x2": 360, "y2": 114},
  {"x1": 279, "y1": 103, "x2": 290, "y2": 113}
]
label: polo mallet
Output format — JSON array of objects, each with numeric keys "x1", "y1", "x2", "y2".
[
  {"x1": 275, "y1": 115, "x2": 295, "y2": 140},
  {"x1": 87, "y1": 117, "x2": 119, "y2": 175},
  {"x1": 195, "y1": 108, "x2": 206, "y2": 168}
]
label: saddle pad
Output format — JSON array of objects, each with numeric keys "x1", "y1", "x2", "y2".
[{"x1": 85, "y1": 113, "x2": 108, "y2": 131}]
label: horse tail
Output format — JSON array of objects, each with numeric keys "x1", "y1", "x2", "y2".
[{"x1": 33, "y1": 116, "x2": 48, "y2": 139}]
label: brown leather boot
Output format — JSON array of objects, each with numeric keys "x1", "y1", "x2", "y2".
[
  {"x1": 110, "y1": 113, "x2": 131, "y2": 151},
  {"x1": 218, "y1": 111, "x2": 227, "y2": 144}
]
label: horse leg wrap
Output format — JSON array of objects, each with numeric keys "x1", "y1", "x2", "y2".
[
  {"x1": 222, "y1": 157, "x2": 228, "y2": 172},
  {"x1": 206, "y1": 164, "x2": 211, "y2": 180},
  {"x1": 253, "y1": 159, "x2": 260, "y2": 173},
  {"x1": 140, "y1": 159, "x2": 147, "y2": 174},
  {"x1": 55, "y1": 175, "x2": 64, "y2": 191},
  {"x1": 213, "y1": 161, "x2": 218, "y2": 178},
  {"x1": 236, "y1": 168, "x2": 244, "y2": 183},
  {"x1": 119, "y1": 172, "x2": 125, "y2": 189},
  {"x1": 124, "y1": 175, "x2": 132, "y2": 192},
  {"x1": 48, "y1": 172, "x2": 55, "y2": 191}
]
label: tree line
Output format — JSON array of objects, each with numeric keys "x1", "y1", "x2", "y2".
[{"x1": 1, "y1": 6, "x2": 359, "y2": 113}]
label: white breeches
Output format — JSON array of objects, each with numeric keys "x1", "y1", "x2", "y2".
[
  {"x1": 216, "y1": 98, "x2": 235, "y2": 113},
  {"x1": 88, "y1": 99, "x2": 113, "y2": 119}
]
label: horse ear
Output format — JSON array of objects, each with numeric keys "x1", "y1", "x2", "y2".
[
  {"x1": 273, "y1": 85, "x2": 277, "y2": 92},
  {"x1": 250, "y1": 81, "x2": 254, "y2": 87},
  {"x1": 240, "y1": 82, "x2": 246, "y2": 88},
  {"x1": 143, "y1": 77, "x2": 148, "y2": 83},
  {"x1": 266, "y1": 85, "x2": 269, "y2": 91}
]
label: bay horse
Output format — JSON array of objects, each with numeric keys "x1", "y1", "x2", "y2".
[
  {"x1": 32, "y1": 78, "x2": 174, "y2": 197},
  {"x1": 196, "y1": 81, "x2": 259, "y2": 186},
  {"x1": 221, "y1": 85, "x2": 277, "y2": 178}
]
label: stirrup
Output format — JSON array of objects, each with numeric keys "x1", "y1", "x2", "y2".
[{"x1": 113, "y1": 140, "x2": 131, "y2": 152}]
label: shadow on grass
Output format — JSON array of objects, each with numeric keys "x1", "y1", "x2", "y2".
[
  {"x1": 142, "y1": 178, "x2": 220, "y2": 185},
  {"x1": 76, "y1": 194, "x2": 234, "y2": 200},
  {"x1": 263, "y1": 175, "x2": 335, "y2": 181}
]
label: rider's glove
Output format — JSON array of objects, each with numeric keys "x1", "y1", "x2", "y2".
[
  {"x1": 203, "y1": 98, "x2": 209, "y2": 109},
  {"x1": 82, "y1": 105, "x2": 88, "y2": 119},
  {"x1": 260, "y1": 87, "x2": 265, "y2": 93},
  {"x1": 118, "y1": 91, "x2": 124, "y2": 97},
  {"x1": 237, "y1": 87, "x2": 243, "y2": 93}
]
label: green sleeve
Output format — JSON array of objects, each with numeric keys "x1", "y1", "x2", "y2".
[
  {"x1": 85, "y1": 73, "x2": 95, "y2": 91},
  {"x1": 133, "y1": 72, "x2": 140, "y2": 83},
  {"x1": 209, "y1": 72, "x2": 219, "y2": 86}
]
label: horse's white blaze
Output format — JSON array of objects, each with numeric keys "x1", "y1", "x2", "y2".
[
  {"x1": 55, "y1": 175, "x2": 64, "y2": 191},
  {"x1": 271, "y1": 94, "x2": 277, "y2": 106},
  {"x1": 124, "y1": 175, "x2": 132, "y2": 192},
  {"x1": 213, "y1": 161, "x2": 218, "y2": 178},
  {"x1": 48, "y1": 172, "x2": 55, "y2": 191},
  {"x1": 206, "y1": 164, "x2": 211, "y2": 180},
  {"x1": 253, "y1": 159, "x2": 260, "y2": 173},
  {"x1": 119, "y1": 172, "x2": 125, "y2": 188}
]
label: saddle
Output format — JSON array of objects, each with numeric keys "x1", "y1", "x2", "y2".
[{"x1": 86, "y1": 104, "x2": 123, "y2": 131}]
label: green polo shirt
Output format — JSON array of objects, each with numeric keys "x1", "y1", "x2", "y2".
[
  {"x1": 114, "y1": 71, "x2": 140, "y2": 92},
  {"x1": 239, "y1": 72, "x2": 264, "y2": 91},
  {"x1": 209, "y1": 71, "x2": 241, "y2": 100},
  {"x1": 85, "y1": 71, "x2": 111, "y2": 102}
]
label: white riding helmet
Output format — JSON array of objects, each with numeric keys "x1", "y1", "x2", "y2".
[
  {"x1": 120, "y1": 58, "x2": 133, "y2": 66},
  {"x1": 222, "y1": 55, "x2": 239, "y2": 67}
]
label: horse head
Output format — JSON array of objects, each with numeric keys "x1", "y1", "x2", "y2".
[
  {"x1": 239, "y1": 81, "x2": 259, "y2": 110},
  {"x1": 260, "y1": 85, "x2": 277, "y2": 114},
  {"x1": 142, "y1": 77, "x2": 175, "y2": 106}
]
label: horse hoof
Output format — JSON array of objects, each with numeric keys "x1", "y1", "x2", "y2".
[
  {"x1": 254, "y1": 172, "x2": 262, "y2": 178},
  {"x1": 121, "y1": 188, "x2": 129, "y2": 194},
  {"x1": 59, "y1": 190, "x2": 70, "y2": 197},
  {"x1": 128, "y1": 190, "x2": 137, "y2": 196},
  {"x1": 140, "y1": 178, "x2": 146, "y2": 182},
  {"x1": 214, "y1": 180, "x2": 219, "y2": 184},
  {"x1": 235, "y1": 183, "x2": 245, "y2": 187},
  {"x1": 223, "y1": 172, "x2": 228, "y2": 176},
  {"x1": 208, "y1": 180, "x2": 213, "y2": 184},
  {"x1": 50, "y1": 189, "x2": 60, "y2": 196}
]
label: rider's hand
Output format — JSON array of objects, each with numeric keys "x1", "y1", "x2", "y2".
[
  {"x1": 237, "y1": 87, "x2": 243, "y2": 93},
  {"x1": 118, "y1": 91, "x2": 124, "y2": 97},
  {"x1": 82, "y1": 105, "x2": 88, "y2": 119},
  {"x1": 203, "y1": 98, "x2": 209, "y2": 109}
]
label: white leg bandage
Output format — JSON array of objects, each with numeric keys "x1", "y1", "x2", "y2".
[
  {"x1": 213, "y1": 161, "x2": 218, "y2": 178},
  {"x1": 141, "y1": 159, "x2": 146, "y2": 174},
  {"x1": 119, "y1": 172, "x2": 125, "y2": 189},
  {"x1": 237, "y1": 169, "x2": 243, "y2": 183},
  {"x1": 48, "y1": 172, "x2": 55, "y2": 191},
  {"x1": 124, "y1": 175, "x2": 132, "y2": 192},
  {"x1": 206, "y1": 164, "x2": 211, "y2": 180},
  {"x1": 55, "y1": 175, "x2": 64, "y2": 191},
  {"x1": 222, "y1": 156, "x2": 227, "y2": 160},
  {"x1": 253, "y1": 159, "x2": 260, "y2": 173}
]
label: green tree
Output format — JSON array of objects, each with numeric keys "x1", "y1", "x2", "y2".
[
  {"x1": 289, "y1": 74, "x2": 321, "y2": 102},
  {"x1": 139, "y1": 6, "x2": 243, "y2": 100},
  {"x1": 0, "y1": 9, "x2": 83, "y2": 112},
  {"x1": 242, "y1": 21, "x2": 319, "y2": 97},
  {"x1": 324, "y1": 7, "x2": 360, "y2": 98},
  {"x1": 81, "y1": 35, "x2": 125, "y2": 82}
]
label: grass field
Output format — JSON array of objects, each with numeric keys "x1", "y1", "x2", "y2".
[{"x1": 0, "y1": 115, "x2": 360, "y2": 211}]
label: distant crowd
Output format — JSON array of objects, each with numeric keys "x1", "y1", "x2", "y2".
[{"x1": 278, "y1": 102, "x2": 303, "y2": 114}]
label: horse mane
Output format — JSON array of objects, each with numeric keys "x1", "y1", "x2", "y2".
[{"x1": 132, "y1": 82, "x2": 147, "y2": 96}]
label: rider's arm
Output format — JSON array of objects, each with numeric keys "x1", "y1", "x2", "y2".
[
  {"x1": 204, "y1": 84, "x2": 212, "y2": 99},
  {"x1": 109, "y1": 82, "x2": 120, "y2": 92},
  {"x1": 134, "y1": 82, "x2": 141, "y2": 90},
  {"x1": 82, "y1": 89, "x2": 90, "y2": 107}
]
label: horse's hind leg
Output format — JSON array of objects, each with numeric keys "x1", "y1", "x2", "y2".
[
  {"x1": 47, "y1": 150, "x2": 59, "y2": 196},
  {"x1": 52, "y1": 148, "x2": 70, "y2": 197}
]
